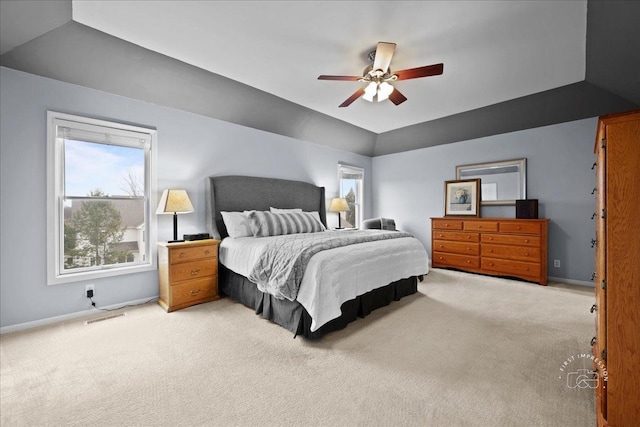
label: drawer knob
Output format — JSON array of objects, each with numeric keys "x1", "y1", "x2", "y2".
[
  {"x1": 179, "y1": 252, "x2": 186, "y2": 258},
  {"x1": 489, "y1": 249, "x2": 493, "y2": 253},
  {"x1": 524, "y1": 252, "x2": 529, "y2": 256},
  {"x1": 489, "y1": 262, "x2": 494, "y2": 266},
  {"x1": 524, "y1": 267, "x2": 530, "y2": 271},
  {"x1": 466, "y1": 260, "x2": 470, "y2": 263},
  {"x1": 439, "y1": 244, "x2": 444, "y2": 248},
  {"x1": 439, "y1": 256, "x2": 444, "y2": 260},
  {"x1": 190, "y1": 289, "x2": 201, "y2": 296},
  {"x1": 190, "y1": 269, "x2": 201, "y2": 275},
  {"x1": 489, "y1": 237, "x2": 493, "y2": 241},
  {"x1": 205, "y1": 250, "x2": 210, "y2": 255},
  {"x1": 524, "y1": 239, "x2": 529, "y2": 243},
  {"x1": 516, "y1": 226, "x2": 521, "y2": 230},
  {"x1": 445, "y1": 224, "x2": 449, "y2": 227}
]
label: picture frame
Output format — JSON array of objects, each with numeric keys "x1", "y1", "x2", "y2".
[{"x1": 444, "y1": 178, "x2": 481, "y2": 217}]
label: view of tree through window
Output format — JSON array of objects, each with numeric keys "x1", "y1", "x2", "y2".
[
  {"x1": 338, "y1": 164, "x2": 364, "y2": 228},
  {"x1": 47, "y1": 112, "x2": 156, "y2": 284},
  {"x1": 63, "y1": 139, "x2": 146, "y2": 272}
]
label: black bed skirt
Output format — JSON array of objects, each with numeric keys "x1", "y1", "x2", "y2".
[{"x1": 219, "y1": 265, "x2": 419, "y2": 339}]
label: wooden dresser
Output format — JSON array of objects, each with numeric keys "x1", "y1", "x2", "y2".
[
  {"x1": 592, "y1": 110, "x2": 640, "y2": 427},
  {"x1": 157, "y1": 239, "x2": 220, "y2": 312},
  {"x1": 431, "y1": 217, "x2": 549, "y2": 285}
]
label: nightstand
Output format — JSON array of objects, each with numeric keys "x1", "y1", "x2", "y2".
[{"x1": 157, "y1": 239, "x2": 221, "y2": 312}]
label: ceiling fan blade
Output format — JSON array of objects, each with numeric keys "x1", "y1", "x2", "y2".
[
  {"x1": 339, "y1": 88, "x2": 365, "y2": 108},
  {"x1": 318, "y1": 75, "x2": 362, "y2": 81},
  {"x1": 373, "y1": 42, "x2": 396, "y2": 73},
  {"x1": 389, "y1": 88, "x2": 408, "y2": 106},
  {"x1": 394, "y1": 63, "x2": 444, "y2": 80}
]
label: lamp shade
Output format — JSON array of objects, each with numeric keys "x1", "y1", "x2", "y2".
[
  {"x1": 329, "y1": 197, "x2": 350, "y2": 212},
  {"x1": 156, "y1": 189, "x2": 194, "y2": 214}
]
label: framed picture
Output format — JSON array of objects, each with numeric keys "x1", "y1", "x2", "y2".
[{"x1": 444, "y1": 179, "x2": 481, "y2": 217}]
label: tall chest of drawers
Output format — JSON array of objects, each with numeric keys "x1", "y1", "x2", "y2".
[
  {"x1": 592, "y1": 110, "x2": 640, "y2": 427},
  {"x1": 158, "y1": 239, "x2": 220, "y2": 312},
  {"x1": 431, "y1": 217, "x2": 549, "y2": 285}
]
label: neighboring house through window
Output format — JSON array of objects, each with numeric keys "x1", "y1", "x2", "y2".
[
  {"x1": 47, "y1": 112, "x2": 157, "y2": 284},
  {"x1": 338, "y1": 163, "x2": 364, "y2": 228}
]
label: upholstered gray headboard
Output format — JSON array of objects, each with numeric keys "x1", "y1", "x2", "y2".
[{"x1": 206, "y1": 175, "x2": 327, "y2": 239}]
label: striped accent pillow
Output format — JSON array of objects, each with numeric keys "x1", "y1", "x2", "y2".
[{"x1": 248, "y1": 211, "x2": 324, "y2": 237}]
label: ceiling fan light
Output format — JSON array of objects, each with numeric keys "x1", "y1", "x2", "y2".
[
  {"x1": 377, "y1": 82, "x2": 395, "y2": 102},
  {"x1": 363, "y1": 82, "x2": 377, "y2": 102}
]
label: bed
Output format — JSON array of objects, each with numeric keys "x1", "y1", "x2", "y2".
[{"x1": 205, "y1": 175, "x2": 429, "y2": 339}]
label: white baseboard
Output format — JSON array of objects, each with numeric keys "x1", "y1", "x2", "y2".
[
  {"x1": 548, "y1": 276, "x2": 594, "y2": 287},
  {"x1": 0, "y1": 296, "x2": 158, "y2": 335}
]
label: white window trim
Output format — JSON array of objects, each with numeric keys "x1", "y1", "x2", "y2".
[
  {"x1": 46, "y1": 111, "x2": 158, "y2": 285},
  {"x1": 338, "y1": 163, "x2": 364, "y2": 228}
]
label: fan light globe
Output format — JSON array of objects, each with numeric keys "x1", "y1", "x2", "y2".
[
  {"x1": 377, "y1": 82, "x2": 395, "y2": 102},
  {"x1": 363, "y1": 82, "x2": 377, "y2": 102}
]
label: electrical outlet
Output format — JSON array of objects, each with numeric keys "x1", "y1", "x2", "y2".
[
  {"x1": 85, "y1": 284, "x2": 95, "y2": 298},
  {"x1": 553, "y1": 260, "x2": 561, "y2": 268}
]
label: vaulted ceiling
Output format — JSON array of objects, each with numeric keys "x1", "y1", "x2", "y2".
[{"x1": 1, "y1": 1, "x2": 638, "y2": 156}]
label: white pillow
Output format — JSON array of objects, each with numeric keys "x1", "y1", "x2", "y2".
[
  {"x1": 220, "y1": 211, "x2": 253, "y2": 238},
  {"x1": 270, "y1": 207, "x2": 326, "y2": 231},
  {"x1": 270, "y1": 207, "x2": 303, "y2": 213}
]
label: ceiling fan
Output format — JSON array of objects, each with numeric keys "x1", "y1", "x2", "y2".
[{"x1": 318, "y1": 42, "x2": 444, "y2": 107}]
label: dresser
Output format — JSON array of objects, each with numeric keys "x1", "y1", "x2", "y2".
[
  {"x1": 157, "y1": 239, "x2": 220, "y2": 312},
  {"x1": 592, "y1": 110, "x2": 640, "y2": 427},
  {"x1": 431, "y1": 217, "x2": 549, "y2": 285}
]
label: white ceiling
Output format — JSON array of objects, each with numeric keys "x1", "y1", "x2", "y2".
[{"x1": 69, "y1": 1, "x2": 587, "y2": 134}]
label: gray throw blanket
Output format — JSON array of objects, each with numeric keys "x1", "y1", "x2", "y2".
[{"x1": 248, "y1": 230, "x2": 412, "y2": 301}]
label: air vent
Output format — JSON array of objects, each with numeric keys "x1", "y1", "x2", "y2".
[{"x1": 85, "y1": 313, "x2": 126, "y2": 325}]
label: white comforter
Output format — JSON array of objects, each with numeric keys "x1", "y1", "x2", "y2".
[{"x1": 219, "y1": 232, "x2": 429, "y2": 332}]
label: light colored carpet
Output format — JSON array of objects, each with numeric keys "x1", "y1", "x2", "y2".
[{"x1": 1, "y1": 269, "x2": 596, "y2": 426}]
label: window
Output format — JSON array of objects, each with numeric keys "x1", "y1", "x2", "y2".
[
  {"x1": 47, "y1": 112, "x2": 157, "y2": 284},
  {"x1": 338, "y1": 164, "x2": 364, "y2": 228}
]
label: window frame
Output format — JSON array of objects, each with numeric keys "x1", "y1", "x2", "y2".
[
  {"x1": 46, "y1": 111, "x2": 158, "y2": 285},
  {"x1": 338, "y1": 163, "x2": 364, "y2": 228}
]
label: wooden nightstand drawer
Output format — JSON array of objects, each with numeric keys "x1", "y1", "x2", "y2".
[
  {"x1": 170, "y1": 245, "x2": 216, "y2": 263},
  {"x1": 170, "y1": 277, "x2": 218, "y2": 307},
  {"x1": 170, "y1": 260, "x2": 217, "y2": 282}
]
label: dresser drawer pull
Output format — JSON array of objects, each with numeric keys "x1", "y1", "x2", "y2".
[
  {"x1": 179, "y1": 252, "x2": 186, "y2": 258},
  {"x1": 205, "y1": 250, "x2": 211, "y2": 255},
  {"x1": 438, "y1": 256, "x2": 444, "y2": 260},
  {"x1": 489, "y1": 262, "x2": 494, "y2": 266},
  {"x1": 515, "y1": 226, "x2": 521, "y2": 230},
  {"x1": 439, "y1": 244, "x2": 444, "y2": 248},
  {"x1": 466, "y1": 260, "x2": 471, "y2": 263},
  {"x1": 190, "y1": 289, "x2": 201, "y2": 296},
  {"x1": 488, "y1": 249, "x2": 493, "y2": 253},
  {"x1": 445, "y1": 224, "x2": 450, "y2": 227},
  {"x1": 590, "y1": 304, "x2": 597, "y2": 313},
  {"x1": 190, "y1": 269, "x2": 201, "y2": 275},
  {"x1": 590, "y1": 336, "x2": 596, "y2": 346},
  {"x1": 524, "y1": 239, "x2": 529, "y2": 243},
  {"x1": 524, "y1": 252, "x2": 530, "y2": 257},
  {"x1": 488, "y1": 237, "x2": 493, "y2": 241}
]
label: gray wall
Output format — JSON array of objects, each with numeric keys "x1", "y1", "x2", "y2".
[
  {"x1": 372, "y1": 117, "x2": 598, "y2": 284},
  {"x1": 0, "y1": 67, "x2": 372, "y2": 328}
]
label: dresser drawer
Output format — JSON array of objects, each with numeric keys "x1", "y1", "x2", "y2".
[
  {"x1": 498, "y1": 221, "x2": 541, "y2": 235},
  {"x1": 170, "y1": 260, "x2": 217, "y2": 282},
  {"x1": 433, "y1": 240, "x2": 480, "y2": 255},
  {"x1": 170, "y1": 277, "x2": 218, "y2": 307},
  {"x1": 432, "y1": 230, "x2": 480, "y2": 242},
  {"x1": 433, "y1": 252, "x2": 480, "y2": 269},
  {"x1": 481, "y1": 244, "x2": 540, "y2": 262},
  {"x1": 170, "y1": 245, "x2": 216, "y2": 264},
  {"x1": 481, "y1": 234, "x2": 540, "y2": 247},
  {"x1": 432, "y1": 219, "x2": 463, "y2": 230},
  {"x1": 481, "y1": 258, "x2": 539, "y2": 279},
  {"x1": 464, "y1": 221, "x2": 498, "y2": 232}
]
